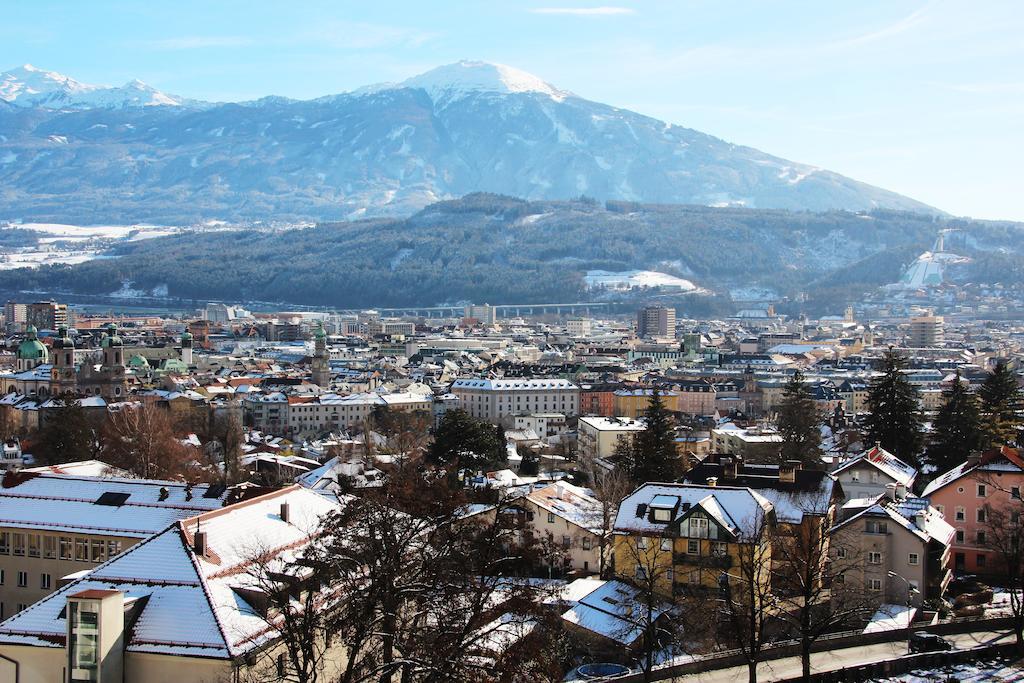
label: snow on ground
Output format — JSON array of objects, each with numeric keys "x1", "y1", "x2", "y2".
[
  {"x1": 10, "y1": 222, "x2": 169, "y2": 239},
  {"x1": 584, "y1": 269, "x2": 698, "y2": 292},
  {"x1": 863, "y1": 604, "x2": 916, "y2": 634},
  {"x1": 0, "y1": 251, "x2": 101, "y2": 270},
  {"x1": 0, "y1": 222, "x2": 181, "y2": 270},
  {"x1": 870, "y1": 657, "x2": 1024, "y2": 682}
]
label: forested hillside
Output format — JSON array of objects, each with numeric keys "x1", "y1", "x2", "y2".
[{"x1": 1, "y1": 195, "x2": 1019, "y2": 312}]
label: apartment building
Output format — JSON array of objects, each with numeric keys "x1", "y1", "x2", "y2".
[
  {"x1": 832, "y1": 445, "x2": 918, "y2": 500},
  {"x1": 577, "y1": 416, "x2": 646, "y2": 460},
  {"x1": 831, "y1": 494, "x2": 953, "y2": 607},
  {"x1": 922, "y1": 446, "x2": 1024, "y2": 577},
  {"x1": 612, "y1": 482, "x2": 776, "y2": 599},
  {"x1": 636, "y1": 306, "x2": 676, "y2": 339},
  {"x1": 518, "y1": 482, "x2": 603, "y2": 575},
  {"x1": 0, "y1": 470, "x2": 229, "y2": 621},
  {"x1": 0, "y1": 486, "x2": 346, "y2": 683},
  {"x1": 711, "y1": 423, "x2": 783, "y2": 461},
  {"x1": 450, "y1": 378, "x2": 579, "y2": 426},
  {"x1": 244, "y1": 390, "x2": 433, "y2": 436}
]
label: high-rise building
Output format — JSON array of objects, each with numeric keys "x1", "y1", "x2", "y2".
[
  {"x1": 26, "y1": 301, "x2": 69, "y2": 331},
  {"x1": 464, "y1": 304, "x2": 497, "y2": 325},
  {"x1": 636, "y1": 306, "x2": 676, "y2": 338},
  {"x1": 908, "y1": 315, "x2": 944, "y2": 348},
  {"x1": 3, "y1": 301, "x2": 27, "y2": 332}
]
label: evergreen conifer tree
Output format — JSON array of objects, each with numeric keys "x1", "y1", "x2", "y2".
[
  {"x1": 979, "y1": 360, "x2": 1022, "y2": 447},
  {"x1": 630, "y1": 386, "x2": 681, "y2": 483},
  {"x1": 864, "y1": 348, "x2": 925, "y2": 467},
  {"x1": 776, "y1": 369, "x2": 823, "y2": 468},
  {"x1": 927, "y1": 371, "x2": 983, "y2": 473}
]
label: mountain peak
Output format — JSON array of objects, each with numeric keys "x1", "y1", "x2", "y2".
[
  {"x1": 396, "y1": 60, "x2": 569, "y2": 102},
  {"x1": 0, "y1": 64, "x2": 183, "y2": 108}
]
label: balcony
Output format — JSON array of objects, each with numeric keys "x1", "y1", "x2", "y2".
[{"x1": 675, "y1": 553, "x2": 733, "y2": 569}]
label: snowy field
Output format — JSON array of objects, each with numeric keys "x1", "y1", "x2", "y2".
[
  {"x1": 0, "y1": 222, "x2": 180, "y2": 270},
  {"x1": 584, "y1": 269, "x2": 699, "y2": 292}
]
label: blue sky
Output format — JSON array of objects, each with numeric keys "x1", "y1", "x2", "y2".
[{"x1": 2, "y1": 1, "x2": 1022, "y2": 220}]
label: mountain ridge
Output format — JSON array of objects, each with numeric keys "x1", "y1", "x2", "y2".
[{"x1": 0, "y1": 60, "x2": 939, "y2": 221}]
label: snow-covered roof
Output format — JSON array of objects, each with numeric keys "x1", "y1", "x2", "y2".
[
  {"x1": 0, "y1": 471, "x2": 228, "y2": 537},
  {"x1": 833, "y1": 445, "x2": 917, "y2": 486},
  {"x1": 524, "y1": 481, "x2": 602, "y2": 535},
  {"x1": 560, "y1": 579, "x2": 673, "y2": 647},
  {"x1": 451, "y1": 378, "x2": 577, "y2": 391},
  {"x1": 614, "y1": 482, "x2": 774, "y2": 539},
  {"x1": 922, "y1": 447, "x2": 1024, "y2": 497},
  {"x1": 0, "y1": 486, "x2": 342, "y2": 659}
]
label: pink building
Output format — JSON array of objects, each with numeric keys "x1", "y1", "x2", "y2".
[{"x1": 923, "y1": 447, "x2": 1024, "y2": 577}]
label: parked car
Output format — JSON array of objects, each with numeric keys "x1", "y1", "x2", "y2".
[{"x1": 909, "y1": 632, "x2": 953, "y2": 653}]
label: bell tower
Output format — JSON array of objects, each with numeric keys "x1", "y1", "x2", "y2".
[
  {"x1": 311, "y1": 322, "x2": 330, "y2": 388},
  {"x1": 50, "y1": 325, "x2": 77, "y2": 394}
]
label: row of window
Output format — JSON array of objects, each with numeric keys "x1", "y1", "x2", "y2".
[
  {"x1": 635, "y1": 537, "x2": 729, "y2": 556},
  {"x1": 837, "y1": 547, "x2": 919, "y2": 565},
  {"x1": 0, "y1": 532, "x2": 122, "y2": 563},
  {"x1": 954, "y1": 528, "x2": 990, "y2": 545},
  {"x1": 0, "y1": 569, "x2": 51, "y2": 590}
]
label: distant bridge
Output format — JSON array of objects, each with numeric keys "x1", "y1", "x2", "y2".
[{"x1": 334, "y1": 302, "x2": 613, "y2": 319}]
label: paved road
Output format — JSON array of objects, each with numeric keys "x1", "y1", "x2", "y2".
[{"x1": 669, "y1": 630, "x2": 1015, "y2": 682}]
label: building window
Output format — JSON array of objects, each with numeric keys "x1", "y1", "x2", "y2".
[
  {"x1": 687, "y1": 539, "x2": 700, "y2": 555},
  {"x1": 660, "y1": 538, "x2": 672, "y2": 552},
  {"x1": 711, "y1": 541, "x2": 728, "y2": 556},
  {"x1": 868, "y1": 579, "x2": 882, "y2": 591},
  {"x1": 59, "y1": 537, "x2": 72, "y2": 560},
  {"x1": 635, "y1": 565, "x2": 648, "y2": 581},
  {"x1": 12, "y1": 533, "x2": 25, "y2": 556},
  {"x1": 1013, "y1": 487, "x2": 1021, "y2": 500},
  {"x1": 0, "y1": 569, "x2": 4, "y2": 585},
  {"x1": 91, "y1": 540, "x2": 104, "y2": 562},
  {"x1": 582, "y1": 537, "x2": 591, "y2": 551},
  {"x1": 955, "y1": 507, "x2": 965, "y2": 522},
  {"x1": 836, "y1": 547, "x2": 847, "y2": 559},
  {"x1": 75, "y1": 538, "x2": 88, "y2": 562},
  {"x1": 28, "y1": 534, "x2": 40, "y2": 558},
  {"x1": 977, "y1": 530, "x2": 987, "y2": 545},
  {"x1": 547, "y1": 512, "x2": 555, "y2": 524},
  {"x1": 977, "y1": 508, "x2": 987, "y2": 523},
  {"x1": 43, "y1": 536, "x2": 56, "y2": 559},
  {"x1": 956, "y1": 529, "x2": 965, "y2": 543},
  {"x1": 866, "y1": 520, "x2": 888, "y2": 534},
  {"x1": 977, "y1": 554, "x2": 986, "y2": 567},
  {"x1": 977, "y1": 484, "x2": 987, "y2": 498},
  {"x1": 16, "y1": 571, "x2": 27, "y2": 588},
  {"x1": 40, "y1": 573, "x2": 51, "y2": 590},
  {"x1": 637, "y1": 537, "x2": 648, "y2": 550},
  {"x1": 908, "y1": 553, "x2": 919, "y2": 565},
  {"x1": 562, "y1": 535, "x2": 571, "y2": 549},
  {"x1": 869, "y1": 551, "x2": 882, "y2": 564},
  {"x1": 0, "y1": 531, "x2": 8, "y2": 554},
  {"x1": 934, "y1": 505, "x2": 944, "y2": 518}
]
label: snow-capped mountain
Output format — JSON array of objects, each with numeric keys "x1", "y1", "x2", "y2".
[
  {"x1": 0, "y1": 61, "x2": 937, "y2": 222},
  {"x1": 0, "y1": 64, "x2": 184, "y2": 109}
]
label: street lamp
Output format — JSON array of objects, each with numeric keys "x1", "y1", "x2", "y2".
[{"x1": 888, "y1": 571, "x2": 920, "y2": 655}]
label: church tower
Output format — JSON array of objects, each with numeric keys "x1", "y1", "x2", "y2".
[
  {"x1": 98, "y1": 323, "x2": 128, "y2": 399},
  {"x1": 50, "y1": 325, "x2": 77, "y2": 394},
  {"x1": 311, "y1": 322, "x2": 330, "y2": 388},
  {"x1": 180, "y1": 329, "x2": 194, "y2": 366}
]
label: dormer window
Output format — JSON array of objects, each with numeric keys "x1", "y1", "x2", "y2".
[{"x1": 653, "y1": 508, "x2": 672, "y2": 522}]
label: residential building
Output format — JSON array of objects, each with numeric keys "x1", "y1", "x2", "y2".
[
  {"x1": 577, "y1": 416, "x2": 646, "y2": 460},
  {"x1": 0, "y1": 486, "x2": 347, "y2": 683},
  {"x1": 518, "y1": 481, "x2": 603, "y2": 575},
  {"x1": 922, "y1": 446, "x2": 1024, "y2": 577},
  {"x1": 908, "y1": 314, "x2": 944, "y2": 348},
  {"x1": 711, "y1": 423, "x2": 783, "y2": 461},
  {"x1": 636, "y1": 306, "x2": 676, "y2": 339},
  {"x1": 0, "y1": 470, "x2": 230, "y2": 621},
  {"x1": 612, "y1": 482, "x2": 775, "y2": 599},
  {"x1": 25, "y1": 301, "x2": 70, "y2": 331},
  {"x1": 832, "y1": 445, "x2": 917, "y2": 500},
  {"x1": 831, "y1": 493, "x2": 954, "y2": 607},
  {"x1": 450, "y1": 378, "x2": 579, "y2": 426}
]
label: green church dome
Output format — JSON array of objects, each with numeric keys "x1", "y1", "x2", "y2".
[{"x1": 17, "y1": 325, "x2": 48, "y2": 361}]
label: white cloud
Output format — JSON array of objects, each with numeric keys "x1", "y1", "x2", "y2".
[{"x1": 531, "y1": 7, "x2": 635, "y2": 16}]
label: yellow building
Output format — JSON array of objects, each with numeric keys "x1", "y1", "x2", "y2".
[
  {"x1": 613, "y1": 388, "x2": 679, "y2": 418},
  {"x1": 0, "y1": 469, "x2": 229, "y2": 621},
  {"x1": 612, "y1": 482, "x2": 776, "y2": 599},
  {"x1": 0, "y1": 486, "x2": 348, "y2": 683}
]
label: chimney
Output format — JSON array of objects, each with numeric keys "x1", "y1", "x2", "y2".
[
  {"x1": 706, "y1": 477, "x2": 718, "y2": 487},
  {"x1": 721, "y1": 456, "x2": 738, "y2": 480},
  {"x1": 884, "y1": 483, "x2": 898, "y2": 502},
  {"x1": 194, "y1": 530, "x2": 207, "y2": 556},
  {"x1": 779, "y1": 460, "x2": 800, "y2": 483},
  {"x1": 158, "y1": 486, "x2": 169, "y2": 502},
  {"x1": 280, "y1": 502, "x2": 291, "y2": 524},
  {"x1": 895, "y1": 483, "x2": 907, "y2": 500}
]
